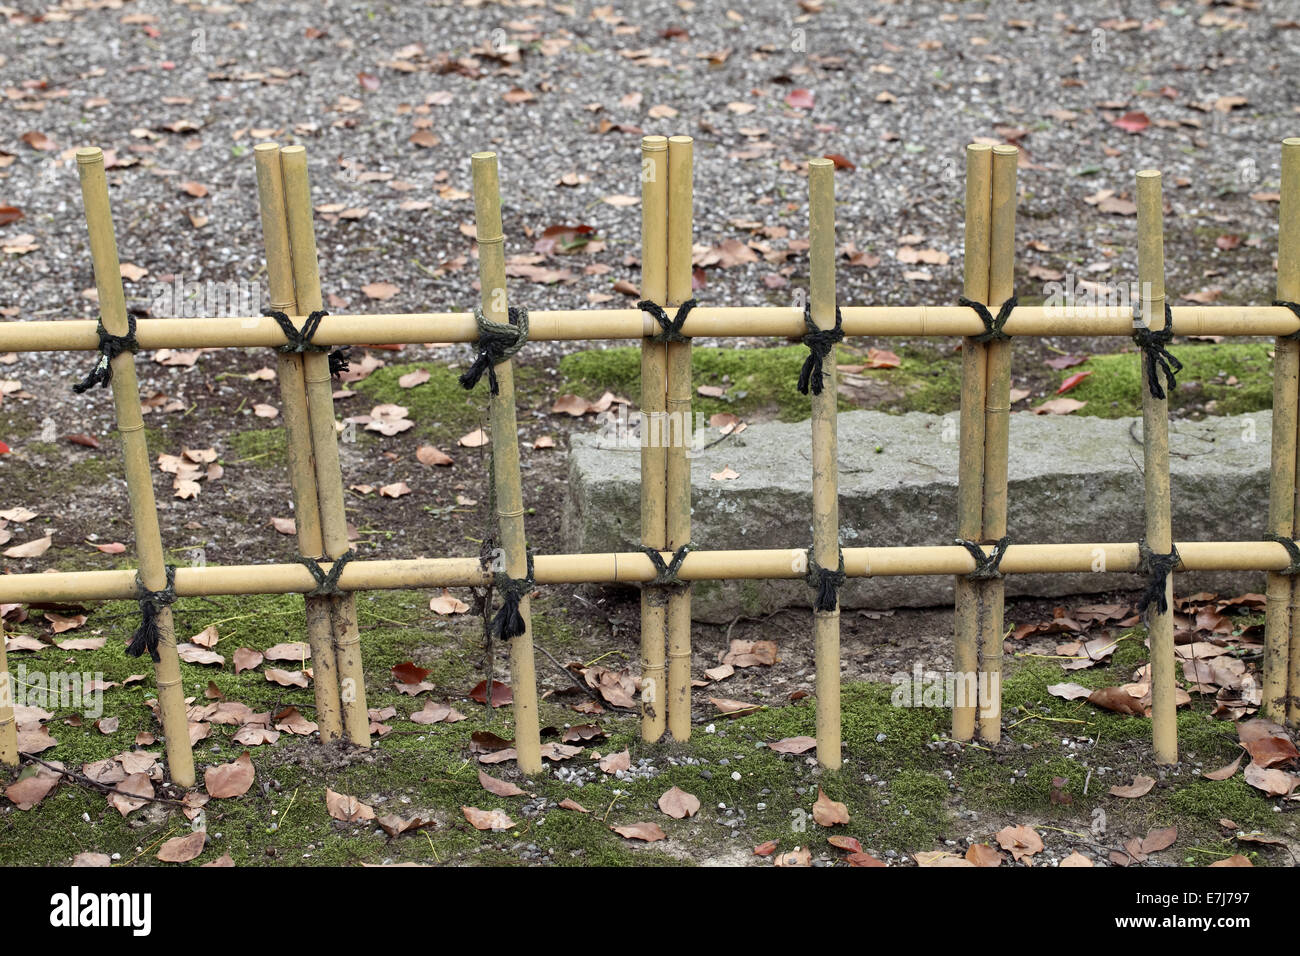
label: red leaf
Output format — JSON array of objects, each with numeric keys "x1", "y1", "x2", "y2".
[
  {"x1": 0, "y1": 441, "x2": 9, "y2": 454},
  {"x1": 470, "y1": 679, "x2": 513, "y2": 706},
  {"x1": 1111, "y1": 111, "x2": 1150, "y2": 133},
  {"x1": 1056, "y1": 370, "x2": 1093, "y2": 394},
  {"x1": 391, "y1": 661, "x2": 429, "y2": 685},
  {"x1": 823, "y1": 153, "x2": 855, "y2": 170},
  {"x1": 785, "y1": 88, "x2": 815, "y2": 110}
]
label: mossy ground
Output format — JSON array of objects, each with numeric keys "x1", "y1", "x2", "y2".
[
  {"x1": 2, "y1": 589, "x2": 1291, "y2": 867},
  {"x1": 550, "y1": 340, "x2": 1275, "y2": 423}
]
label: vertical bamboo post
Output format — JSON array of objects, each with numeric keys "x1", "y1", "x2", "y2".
[
  {"x1": 471, "y1": 151, "x2": 543, "y2": 775},
  {"x1": 76, "y1": 147, "x2": 196, "y2": 788},
  {"x1": 253, "y1": 143, "x2": 344, "y2": 741},
  {"x1": 0, "y1": 621, "x2": 16, "y2": 766},
  {"x1": 808, "y1": 158, "x2": 842, "y2": 770},
  {"x1": 279, "y1": 145, "x2": 371, "y2": 747},
  {"x1": 1281, "y1": 137, "x2": 1300, "y2": 726},
  {"x1": 639, "y1": 135, "x2": 669, "y2": 742},
  {"x1": 977, "y1": 145, "x2": 1018, "y2": 743},
  {"x1": 953, "y1": 144, "x2": 992, "y2": 741},
  {"x1": 1137, "y1": 169, "x2": 1178, "y2": 764},
  {"x1": 665, "y1": 135, "x2": 694, "y2": 742}
]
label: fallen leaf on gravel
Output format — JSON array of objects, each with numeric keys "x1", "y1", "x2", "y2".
[
  {"x1": 190, "y1": 624, "x2": 219, "y2": 648},
  {"x1": 108, "y1": 773, "x2": 154, "y2": 816},
  {"x1": 72, "y1": 852, "x2": 111, "y2": 867},
  {"x1": 1209, "y1": 854, "x2": 1254, "y2": 867},
  {"x1": 462, "y1": 806, "x2": 514, "y2": 830},
  {"x1": 233, "y1": 725, "x2": 280, "y2": 746},
  {"x1": 768, "y1": 736, "x2": 817, "y2": 754},
  {"x1": 828, "y1": 835, "x2": 862, "y2": 853},
  {"x1": 416, "y1": 445, "x2": 453, "y2": 466},
  {"x1": 704, "y1": 663, "x2": 734, "y2": 682},
  {"x1": 1237, "y1": 719, "x2": 1299, "y2": 767},
  {"x1": 710, "y1": 466, "x2": 739, "y2": 481},
  {"x1": 91, "y1": 541, "x2": 127, "y2": 554},
  {"x1": 205, "y1": 751, "x2": 254, "y2": 799},
  {"x1": 470, "y1": 679, "x2": 512, "y2": 706},
  {"x1": 995, "y1": 825, "x2": 1043, "y2": 863},
  {"x1": 1047, "y1": 682, "x2": 1094, "y2": 701},
  {"x1": 658, "y1": 786, "x2": 700, "y2": 819},
  {"x1": 1087, "y1": 686, "x2": 1145, "y2": 715},
  {"x1": 361, "y1": 282, "x2": 400, "y2": 300},
  {"x1": 380, "y1": 481, "x2": 412, "y2": 498},
  {"x1": 157, "y1": 830, "x2": 206, "y2": 863},
  {"x1": 753, "y1": 840, "x2": 779, "y2": 857},
  {"x1": 914, "y1": 850, "x2": 974, "y2": 867},
  {"x1": 1109, "y1": 775, "x2": 1156, "y2": 798},
  {"x1": 966, "y1": 843, "x2": 1002, "y2": 867},
  {"x1": 95, "y1": 717, "x2": 119, "y2": 735},
  {"x1": 1140, "y1": 826, "x2": 1178, "y2": 854},
  {"x1": 775, "y1": 846, "x2": 813, "y2": 866},
  {"x1": 1059, "y1": 851, "x2": 1095, "y2": 867},
  {"x1": 54, "y1": 636, "x2": 104, "y2": 651},
  {"x1": 846, "y1": 852, "x2": 887, "y2": 867},
  {"x1": 558, "y1": 799, "x2": 588, "y2": 813},
  {"x1": 611, "y1": 822, "x2": 665, "y2": 842},
  {"x1": 478, "y1": 769, "x2": 526, "y2": 797},
  {"x1": 541, "y1": 743, "x2": 583, "y2": 762},
  {"x1": 599, "y1": 749, "x2": 632, "y2": 773},
  {"x1": 327, "y1": 789, "x2": 376, "y2": 822},
  {"x1": 273, "y1": 707, "x2": 318, "y2": 735},
  {"x1": 4, "y1": 534, "x2": 52, "y2": 558},
  {"x1": 458, "y1": 428, "x2": 489, "y2": 447},
  {"x1": 812, "y1": 789, "x2": 849, "y2": 826},
  {"x1": 270, "y1": 516, "x2": 296, "y2": 535},
  {"x1": 16, "y1": 726, "x2": 56, "y2": 753}
]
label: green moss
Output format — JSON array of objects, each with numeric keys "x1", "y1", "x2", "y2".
[
  {"x1": 1055, "y1": 343, "x2": 1273, "y2": 418},
  {"x1": 352, "y1": 363, "x2": 518, "y2": 444},
  {"x1": 557, "y1": 343, "x2": 961, "y2": 422},
  {"x1": 229, "y1": 426, "x2": 286, "y2": 465}
]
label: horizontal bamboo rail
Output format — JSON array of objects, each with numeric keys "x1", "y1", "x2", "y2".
[
  {"x1": 0, "y1": 541, "x2": 1291, "y2": 604},
  {"x1": 4, "y1": 305, "x2": 1299, "y2": 352}
]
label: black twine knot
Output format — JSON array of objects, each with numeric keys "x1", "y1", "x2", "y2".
[
  {"x1": 262, "y1": 308, "x2": 351, "y2": 378},
  {"x1": 1274, "y1": 300, "x2": 1300, "y2": 341},
  {"x1": 805, "y1": 548, "x2": 846, "y2": 612},
  {"x1": 956, "y1": 536, "x2": 1011, "y2": 580},
  {"x1": 297, "y1": 549, "x2": 356, "y2": 597},
  {"x1": 797, "y1": 304, "x2": 845, "y2": 396},
  {"x1": 1132, "y1": 302, "x2": 1182, "y2": 400},
  {"x1": 490, "y1": 550, "x2": 535, "y2": 640},
  {"x1": 959, "y1": 295, "x2": 1017, "y2": 344},
  {"x1": 127, "y1": 565, "x2": 177, "y2": 662},
  {"x1": 1137, "y1": 539, "x2": 1181, "y2": 617},
  {"x1": 638, "y1": 299, "x2": 696, "y2": 344},
  {"x1": 640, "y1": 543, "x2": 693, "y2": 589},
  {"x1": 1264, "y1": 533, "x2": 1300, "y2": 575},
  {"x1": 459, "y1": 306, "x2": 529, "y2": 396},
  {"x1": 73, "y1": 315, "x2": 139, "y2": 394}
]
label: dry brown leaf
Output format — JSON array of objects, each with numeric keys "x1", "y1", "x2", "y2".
[
  {"x1": 327, "y1": 788, "x2": 376, "y2": 822},
  {"x1": 811, "y1": 789, "x2": 849, "y2": 826},
  {"x1": 1109, "y1": 775, "x2": 1156, "y2": 798},
  {"x1": 204, "y1": 751, "x2": 254, "y2": 799},
  {"x1": 995, "y1": 824, "x2": 1044, "y2": 863},
  {"x1": 658, "y1": 786, "x2": 701, "y2": 819},
  {"x1": 462, "y1": 806, "x2": 514, "y2": 830},
  {"x1": 478, "y1": 769, "x2": 526, "y2": 797},
  {"x1": 611, "y1": 822, "x2": 666, "y2": 842},
  {"x1": 157, "y1": 830, "x2": 206, "y2": 863}
]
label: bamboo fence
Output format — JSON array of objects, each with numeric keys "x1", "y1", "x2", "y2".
[{"x1": 0, "y1": 137, "x2": 1298, "y2": 784}]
